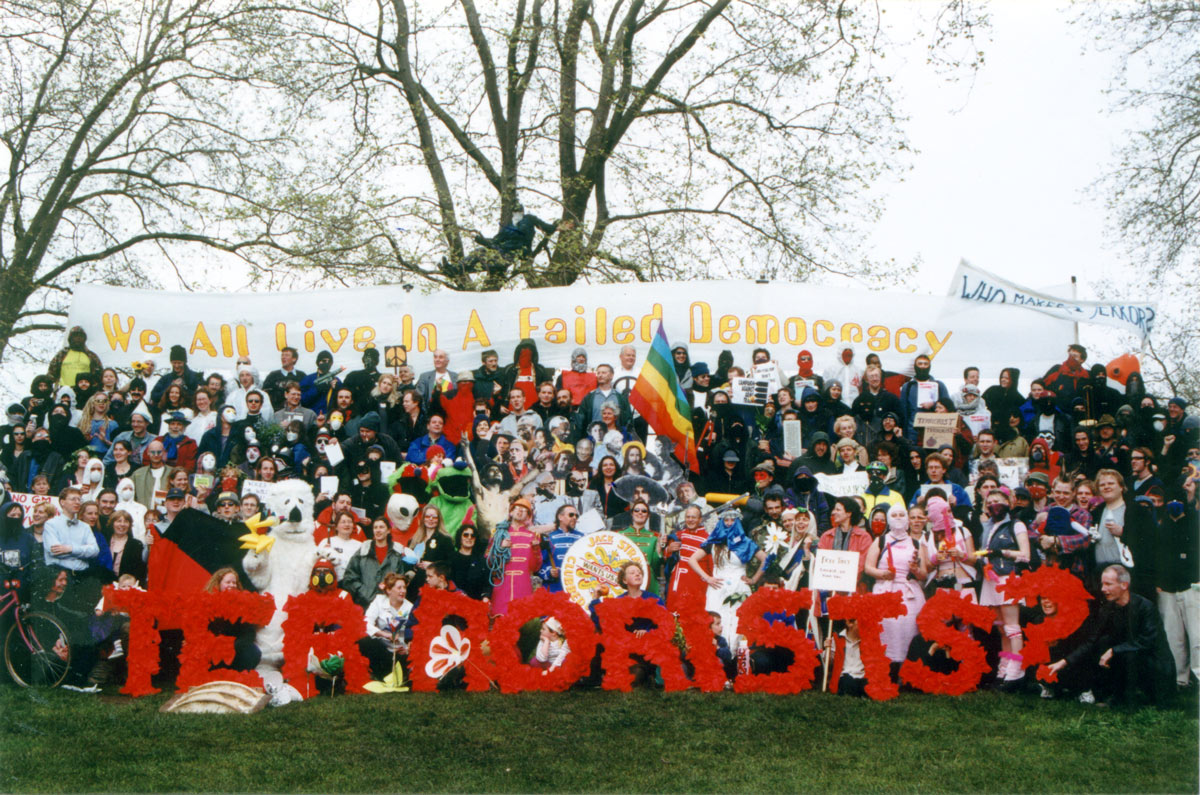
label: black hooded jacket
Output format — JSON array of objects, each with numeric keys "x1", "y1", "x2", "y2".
[
  {"x1": 498, "y1": 339, "x2": 553, "y2": 397},
  {"x1": 982, "y1": 367, "x2": 1023, "y2": 425}
]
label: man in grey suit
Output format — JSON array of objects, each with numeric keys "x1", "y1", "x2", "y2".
[{"x1": 416, "y1": 348, "x2": 456, "y2": 406}]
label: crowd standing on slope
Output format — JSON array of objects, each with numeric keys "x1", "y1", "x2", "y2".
[{"x1": 1, "y1": 328, "x2": 1196, "y2": 705}]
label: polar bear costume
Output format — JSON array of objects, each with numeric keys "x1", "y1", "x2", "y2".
[
  {"x1": 242, "y1": 479, "x2": 318, "y2": 683},
  {"x1": 114, "y1": 477, "x2": 147, "y2": 542}
]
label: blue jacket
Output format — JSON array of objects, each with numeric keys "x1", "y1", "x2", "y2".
[
  {"x1": 538, "y1": 529, "x2": 584, "y2": 592},
  {"x1": 406, "y1": 433, "x2": 457, "y2": 465},
  {"x1": 899, "y1": 377, "x2": 951, "y2": 441}
]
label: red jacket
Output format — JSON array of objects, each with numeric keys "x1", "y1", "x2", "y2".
[
  {"x1": 157, "y1": 434, "x2": 197, "y2": 472},
  {"x1": 818, "y1": 525, "x2": 874, "y2": 592},
  {"x1": 558, "y1": 370, "x2": 598, "y2": 406}
]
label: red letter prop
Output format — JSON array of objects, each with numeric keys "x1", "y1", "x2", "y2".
[
  {"x1": 102, "y1": 586, "x2": 164, "y2": 697},
  {"x1": 281, "y1": 591, "x2": 372, "y2": 697},
  {"x1": 676, "y1": 607, "x2": 728, "y2": 693},
  {"x1": 732, "y1": 587, "x2": 821, "y2": 694},
  {"x1": 489, "y1": 590, "x2": 598, "y2": 693},
  {"x1": 898, "y1": 590, "x2": 993, "y2": 695},
  {"x1": 176, "y1": 591, "x2": 274, "y2": 691},
  {"x1": 998, "y1": 568, "x2": 1092, "y2": 682},
  {"x1": 593, "y1": 598, "x2": 691, "y2": 692},
  {"x1": 409, "y1": 589, "x2": 495, "y2": 692},
  {"x1": 827, "y1": 591, "x2": 906, "y2": 701}
]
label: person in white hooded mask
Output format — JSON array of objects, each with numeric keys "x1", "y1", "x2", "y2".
[
  {"x1": 823, "y1": 343, "x2": 864, "y2": 405},
  {"x1": 115, "y1": 476, "x2": 148, "y2": 542}
]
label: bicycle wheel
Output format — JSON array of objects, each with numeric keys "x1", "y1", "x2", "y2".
[{"x1": 5, "y1": 611, "x2": 71, "y2": 688}]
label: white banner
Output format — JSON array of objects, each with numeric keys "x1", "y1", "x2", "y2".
[
  {"x1": 9, "y1": 492, "x2": 60, "y2": 527},
  {"x1": 809, "y1": 549, "x2": 860, "y2": 592},
  {"x1": 67, "y1": 279, "x2": 1073, "y2": 376},
  {"x1": 816, "y1": 472, "x2": 869, "y2": 498},
  {"x1": 949, "y1": 261, "x2": 1156, "y2": 339}
]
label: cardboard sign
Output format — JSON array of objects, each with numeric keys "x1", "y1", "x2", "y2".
[
  {"x1": 9, "y1": 492, "x2": 60, "y2": 527},
  {"x1": 560, "y1": 531, "x2": 648, "y2": 610},
  {"x1": 815, "y1": 472, "x2": 869, "y2": 498},
  {"x1": 913, "y1": 413, "x2": 959, "y2": 449},
  {"x1": 241, "y1": 479, "x2": 278, "y2": 501},
  {"x1": 730, "y1": 378, "x2": 772, "y2": 406},
  {"x1": 783, "y1": 420, "x2": 803, "y2": 458},
  {"x1": 319, "y1": 476, "x2": 340, "y2": 498},
  {"x1": 809, "y1": 549, "x2": 860, "y2": 593}
]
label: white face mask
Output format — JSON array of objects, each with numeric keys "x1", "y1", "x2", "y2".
[
  {"x1": 199, "y1": 454, "x2": 216, "y2": 471},
  {"x1": 286, "y1": 431, "x2": 298, "y2": 443},
  {"x1": 1153, "y1": 420, "x2": 1165, "y2": 432},
  {"x1": 222, "y1": 408, "x2": 236, "y2": 423},
  {"x1": 246, "y1": 449, "x2": 260, "y2": 463},
  {"x1": 330, "y1": 417, "x2": 343, "y2": 431},
  {"x1": 117, "y1": 487, "x2": 134, "y2": 502},
  {"x1": 244, "y1": 427, "x2": 256, "y2": 442},
  {"x1": 88, "y1": 469, "x2": 102, "y2": 484}
]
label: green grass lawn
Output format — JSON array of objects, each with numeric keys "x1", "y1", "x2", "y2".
[{"x1": 1, "y1": 685, "x2": 1196, "y2": 793}]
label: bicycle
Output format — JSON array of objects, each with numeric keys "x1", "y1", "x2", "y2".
[{"x1": 0, "y1": 575, "x2": 72, "y2": 688}]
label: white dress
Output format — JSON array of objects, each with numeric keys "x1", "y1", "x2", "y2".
[
  {"x1": 705, "y1": 547, "x2": 751, "y2": 650},
  {"x1": 871, "y1": 533, "x2": 925, "y2": 663}
]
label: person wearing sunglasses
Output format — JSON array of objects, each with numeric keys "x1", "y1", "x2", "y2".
[
  {"x1": 537, "y1": 504, "x2": 585, "y2": 593},
  {"x1": 619, "y1": 500, "x2": 665, "y2": 597},
  {"x1": 449, "y1": 520, "x2": 491, "y2": 600}
]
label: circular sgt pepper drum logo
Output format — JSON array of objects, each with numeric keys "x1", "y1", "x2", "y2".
[{"x1": 561, "y1": 531, "x2": 649, "y2": 610}]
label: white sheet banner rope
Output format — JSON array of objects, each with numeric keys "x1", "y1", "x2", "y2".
[{"x1": 949, "y1": 260, "x2": 1156, "y2": 339}]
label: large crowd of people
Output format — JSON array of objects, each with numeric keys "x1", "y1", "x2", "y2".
[{"x1": 1, "y1": 325, "x2": 1196, "y2": 706}]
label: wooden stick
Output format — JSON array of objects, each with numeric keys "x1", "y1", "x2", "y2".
[{"x1": 821, "y1": 615, "x2": 835, "y2": 692}]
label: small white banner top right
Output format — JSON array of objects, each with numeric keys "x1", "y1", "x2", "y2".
[{"x1": 948, "y1": 260, "x2": 1156, "y2": 340}]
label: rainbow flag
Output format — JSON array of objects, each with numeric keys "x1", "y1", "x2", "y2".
[{"x1": 630, "y1": 322, "x2": 699, "y2": 473}]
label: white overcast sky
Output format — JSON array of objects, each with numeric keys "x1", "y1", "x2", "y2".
[{"x1": 867, "y1": 0, "x2": 1138, "y2": 298}]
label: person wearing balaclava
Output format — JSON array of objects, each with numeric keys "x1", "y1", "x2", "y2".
[
  {"x1": 823, "y1": 343, "x2": 863, "y2": 404},
  {"x1": 864, "y1": 502, "x2": 925, "y2": 668},
  {"x1": 788, "y1": 349, "x2": 825, "y2": 395},
  {"x1": 47, "y1": 326, "x2": 104, "y2": 389},
  {"x1": 1024, "y1": 388, "x2": 1071, "y2": 453},
  {"x1": 47, "y1": 404, "x2": 86, "y2": 460},
  {"x1": 23, "y1": 375, "x2": 56, "y2": 427},
  {"x1": 899, "y1": 354, "x2": 951, "y2": 443},
  {"x1": 555, "y1": 347, "x2": 597, "y2": 407},
  {"x1": 0, "y1": 499, "x2": 35, "y2": 581},
  {"x1": 499, "y1": 338, "x2": 552, "y2": 409},
  {"x1": 300, "y1": 350, "x2": 344, "y2": 415},
  {"x1": 796, "y1": 387, "x2": 830, "y2": 449},
  {"x1": 343, "y1": 347, "x2": 382, "y2": 406},
  {"x1": 1077, "y1": 364, "x2": 1125, "y2": 424},
  {"x1": 12, "y1": 428, "x2": 65, "y2": 494}
]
